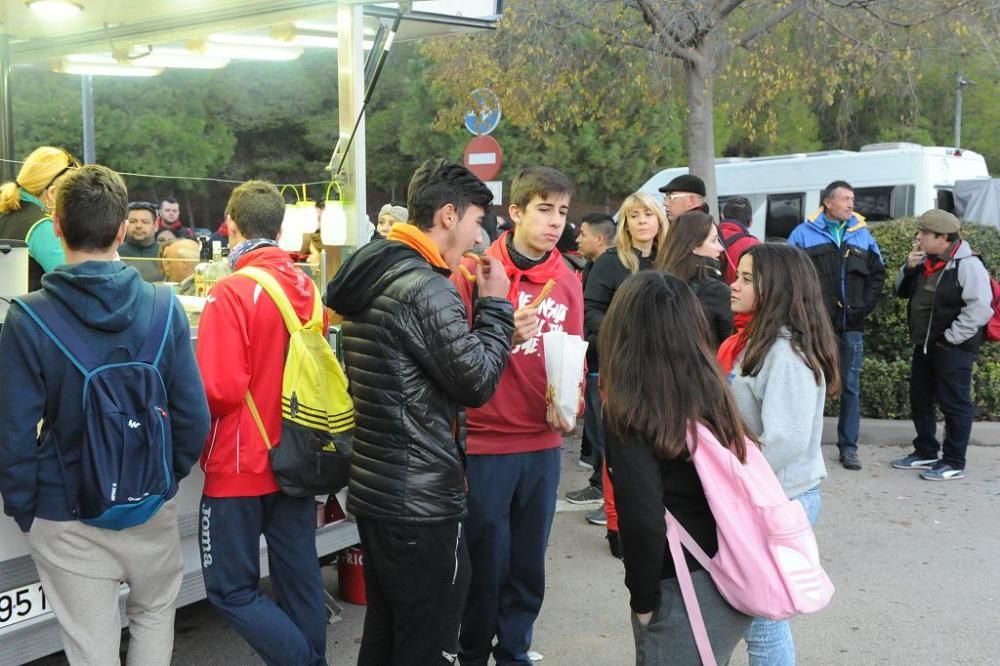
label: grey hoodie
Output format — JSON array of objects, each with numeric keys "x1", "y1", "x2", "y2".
[
  {"x1": 730, "y1": 331, "x2": 827, "y2": 499},
  {"x1": 893, "y1": 239, "x2": 993, "y2": 353}
]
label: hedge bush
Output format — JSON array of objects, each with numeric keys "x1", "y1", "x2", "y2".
[{"x1": 825, "y1": 218, "x2": 1000, "y2": 420}]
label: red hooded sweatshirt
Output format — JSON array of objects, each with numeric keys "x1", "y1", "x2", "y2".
[
  {"x1": 452, "y1": 232, "x2": 585, "y2": 455},
  {"x1": 197, "y1": 245, "x2": 326, "y2": 497}
]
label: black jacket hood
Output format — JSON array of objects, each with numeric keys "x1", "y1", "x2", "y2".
[{"x1": 325, "y1": 239, "x2": 448, "y2": 315}]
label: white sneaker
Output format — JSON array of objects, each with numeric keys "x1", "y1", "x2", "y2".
[{"x1": 527, "y1": 651, "x2": 543, "y2": 661}]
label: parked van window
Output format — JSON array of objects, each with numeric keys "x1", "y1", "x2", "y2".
[
  {"x1": 765, "y1": 193, "x2": 804, "y2": 240},
  {"x1": 854, "y1": 185, "x2": 915, "y2": 221},
  {"x1": 937, "y1": 189, "x2": 956, "y2": 213}
]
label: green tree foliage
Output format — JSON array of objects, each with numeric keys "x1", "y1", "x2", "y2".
[
  {"x1": 210, "y1": 56, "x2": 339, "y2": 184},
  {"x1": 93, "y1": 72, "x2": 235, "y2": 193},
  {"x1": 10, "y1": 73, "x2": 83, "y2": 157},
  {"x1": 420, "y1": 1, "x2": 685, "y2": 202},
  {"x1": 365, "y1": 44, "x2": 465, "y2": 202}
]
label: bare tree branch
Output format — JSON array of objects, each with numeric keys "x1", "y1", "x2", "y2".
[
  {"x1": 735, "y1": 0, "x2": 808, "y2": 51},
  {"x1": 610, "y1": 0, "x2": 702, "y2": 66},
  {"x1": 632, "y1": 0, "x2": 687, "y2": 46},
  {"x1": 715, "y1": 0, "x2": 747, "y2": 22}
]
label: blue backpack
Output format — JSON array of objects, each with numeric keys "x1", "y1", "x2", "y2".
[{"x1": 16, "y1": 286, "x2": 175, "y2": 530}]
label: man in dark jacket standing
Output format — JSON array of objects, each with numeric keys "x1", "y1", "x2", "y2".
[
  {"x1": 573, "y1": 213, "x2": 615, "y2": 471},
  {"x1": 892, "y1": 210, "x2": 992, "y2": 481},
  {"x1": 788, "y1": 180, "x2": 887, "y2": 470},
  {"x1": 325, "y1": 158, "x2": 515, "y2": 665},
  {"x1": 0, "y1": 165, "x2": 210, "y2": 665}
]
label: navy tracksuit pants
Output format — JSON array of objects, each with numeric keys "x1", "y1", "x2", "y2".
[
  {"x1": 460, "y1": 448, "x2": 560, "y2": 666},
  {"x1": 199, "y1": 493, "x2": 327, "y2": 666}
]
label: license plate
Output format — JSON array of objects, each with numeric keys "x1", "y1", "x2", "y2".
[{"x1": 0, "y1": 582, "x2": 51, "y2": 629}]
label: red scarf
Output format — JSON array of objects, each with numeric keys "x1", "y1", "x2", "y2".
[
  {"x1": 717, "y1": 312, "x2": 753, "y2": 375},
  {"x1": 923, "y1": 242, "x2": 960, "y2": 277}
]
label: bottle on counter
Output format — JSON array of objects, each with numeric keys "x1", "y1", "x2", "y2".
[
  {"x1": 193, "y1": 239, "x2": 212, "y2": 298},
  {"x1": 194, "y1": 240, "x2": 230, "y2": 297},
  {"x1": 207, "y1": 241, "x2": 231, "y2": 288}
]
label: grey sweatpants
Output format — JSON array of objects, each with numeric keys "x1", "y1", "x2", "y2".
[
  {"x1": 25, "y1": 499, "x2": 183, "y2": 666},
  {"x1": 631, "y1": 569, "x2": 752, "y2": 665}
]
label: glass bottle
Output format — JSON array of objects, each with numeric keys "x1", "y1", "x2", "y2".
[{"x1": 193, "y1": 238, "x2": 213, "y2": 297}]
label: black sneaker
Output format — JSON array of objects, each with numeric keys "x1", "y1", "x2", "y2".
[
  {"x1": 606, "y1": 530, "x2": 622, "y2": 559},
  {"x1": 565, "y1": 485, "x2": 603, "y2": 504},
  {"x1": 840, "y1": 450, "x2": 862, "y2": 470}
]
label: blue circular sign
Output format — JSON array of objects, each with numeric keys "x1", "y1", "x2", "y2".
[{"x1": 464, "y1": 88, "x2": 502, "y2": 136}]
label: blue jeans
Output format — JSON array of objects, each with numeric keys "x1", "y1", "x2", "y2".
[
  {"x1": 837, "y1": 331, "x2": 864, "y2": 453},
  {"x1": 910, "y1": 344, "x2": 975, "y2": 469},
  {"x1": 745, "y1": 486, "x2": 822, "y2": 666}
]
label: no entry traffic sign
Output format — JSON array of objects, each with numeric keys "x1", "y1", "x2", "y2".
[{"x1": 464, "y1": 135, "x2": 504, "y2": 182}]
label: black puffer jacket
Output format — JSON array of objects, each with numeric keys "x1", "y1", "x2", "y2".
[
  {"x1": 688, "y1": 256, "x2": 733, "y2": 350},
  {"x1": 584, "y1": 247, "x2": 655, "y2": 370},
  {"x1": 325, "y1": 239, "x2": 514, "y2": 524}
]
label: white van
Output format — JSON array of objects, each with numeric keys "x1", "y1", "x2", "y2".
[{"x1": 637, "y1": 143, "x2": 991, "y2": 240}]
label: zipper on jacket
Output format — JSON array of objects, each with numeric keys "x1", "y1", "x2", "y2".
[
  {"x1": 815, "y1": 219, "x2": 851, "y2": 328},
  {"x1": 452, "y1": 522, "x2": 462, "y2": 585},
  {"x1": 203, "y1": 418, "x2": 222, "y2": 462},
  {"x1": 839, "y1": 245, "x2": 850, "y2": 329},
  {"x1": 922, "y1": 260, "x2": 952, "y2": 354}
]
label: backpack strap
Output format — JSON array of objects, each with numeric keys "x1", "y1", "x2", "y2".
[
  {"x1": 14, "y1": 294, "x2": 96, "y2": 374},
  {"x1": 244, "y1": 390, "x2": 273, "y2": 451},
  {"x1": 237, "y1": 266, "x2": 322, "y2": 334},
  {"x1": 136, "y1": 285, "x2": 174, "y2": 366},
  {"x1": 15, "y1": 284, "x2": 175, "y2": 374},
  {"x1": 718, "y1": 223, "x2": 750, "y2": 277},
  {"x1": 665, "y1": 508, "x2": 718, "y2": 666}
]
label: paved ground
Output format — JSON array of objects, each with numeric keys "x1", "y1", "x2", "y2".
[{"x1": 29, "y1": 430, "x2": 1000, "y2": 665}]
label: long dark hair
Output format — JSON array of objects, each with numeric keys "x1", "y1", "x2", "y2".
[
  {"x1": 655, "y1": 210, "x2": 715, "y2": 281},
  {"x1": 599, "y1": 271, "x2": 753, "y2": 462},
  {"x1": 740, "y1": 244, "x2": 841, "y2": 394}
]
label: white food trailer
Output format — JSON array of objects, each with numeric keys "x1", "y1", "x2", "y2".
[{"x1": 0, "y1": 2, "x2": 501, "y2": 664}]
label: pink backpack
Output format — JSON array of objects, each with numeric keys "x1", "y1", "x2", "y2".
[{"x1": 665, "y1": 423, "x2": 834, "y2": 666}]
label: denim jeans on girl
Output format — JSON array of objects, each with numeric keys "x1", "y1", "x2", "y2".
[{"x1": 744, "y1": 485, "x2": 822, "y2": 666}]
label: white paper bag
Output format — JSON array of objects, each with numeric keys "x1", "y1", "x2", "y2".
[{"x1": 542, "y1": 331, "x2": 588, "y2": 427}]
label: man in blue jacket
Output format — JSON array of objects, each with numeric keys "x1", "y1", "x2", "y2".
[
  {"x1": 788, "y1": 180, "x2": 886, "y2": 470},
  {"x1": 0, "y1": 164, "x2": 210, "y2": 665}
]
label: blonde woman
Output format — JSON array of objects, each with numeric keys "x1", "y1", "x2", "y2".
[
  {"x1": 565, "y1": 191, "x2": 668, "y2": 557},
  {"x1": 0, "y1": 146, "x2": 79, "y2": 291}
]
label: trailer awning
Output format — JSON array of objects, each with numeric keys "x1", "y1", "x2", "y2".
[{"x1": 2, "y1": 1, "x2": 500, "y2": 68}]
